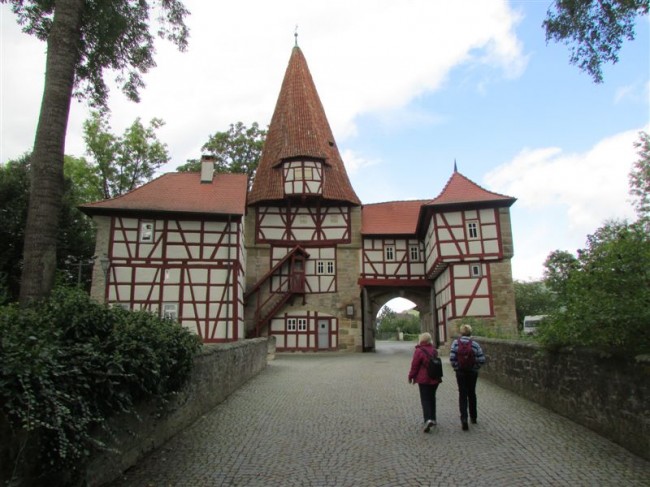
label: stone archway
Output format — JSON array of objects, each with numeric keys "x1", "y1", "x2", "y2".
[{"x1": 361, "y1": 285, "x2": 434, "y2": 352}]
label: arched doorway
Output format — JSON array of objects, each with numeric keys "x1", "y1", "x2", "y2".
[{"x1": 361, "y1": 285, "x2": 437, "y2": 352}]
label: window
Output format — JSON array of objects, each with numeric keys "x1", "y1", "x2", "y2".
[
  {"x1": 298, "y1": 318, "x2": 307, "y2": 331},
  {"x1": 467, "y1": 221, "x2": 479, "y2": 239},
  {"x1": 409, "y1": 245, "x2": 419, "y2": 261},
  {"x1": 316, "y1": 260, "x2": 335, "y2": 275},
  {"x1": 385, "y1": 246, "x2": 395, "y2": 261},
  {"x1": 287, "y1": 318, "x2": 297, "y2": 331},
  {"x1": 162, "y1": 303, "x2": 178, "y2": 321},
  {"x1": 304, "y1": 167, "x2": 313, "y2": 179},
  {"x1": 140, "y1": 220, "x2": 154, "y2": 243},
  {"x1": 470, "y1": 264, "x2": 482, "y2": 277}
]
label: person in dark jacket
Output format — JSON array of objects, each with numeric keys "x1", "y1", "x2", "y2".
[
  {"x1": 449, "y1": 324, "x2": 486, "y2": 431},
  {"x1": 408, "y1": 332, "x2": 441, "y2": 432}
]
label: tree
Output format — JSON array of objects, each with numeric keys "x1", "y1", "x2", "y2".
[
  {"x1": 543, "y1": 0, "x2": 649, "y2": 83},
  {"x1": 4, "y1": 0, "x2": 189, "y2": 303},
  {"x1": 83, "y1": 111, "x2": 170, "y2": 199},
  {"x1": 543, "y1": 250, "x2": 579, "y2": 299},
  {"x1": 176, "y1": 122, "x2": 267, "y2": 188},
  {"x1": 0, "y1": 156, "x2": 96, "y2": 302},
  {"x1": 513, "y1": 280, "x2": 556, "y2": 327},
  {"x1": 539, "y1": 220, "x2": 650, "y2": 355},
  {"x1": 629, "y1": 131, "x2": 650, "y2": 224}
]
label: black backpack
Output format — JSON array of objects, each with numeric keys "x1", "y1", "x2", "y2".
[{"x1": 422, "y1": 348, "x2": 443, "y2": 380}]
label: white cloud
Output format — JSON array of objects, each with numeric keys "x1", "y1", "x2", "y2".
[
  {"x1": 341, "y1": 149, "x2": 380, "y2": 175},
  {"x1": 486, "y1": 128, "x2": 644, "y2": 281},
  {"x1": 1, "y1": 0, "x2": 526, "y2": 166}
]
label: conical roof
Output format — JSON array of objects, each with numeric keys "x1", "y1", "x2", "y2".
[
  {"x1": 248, "y1": 46, "x2": 360, "y2": 205},
  {"x1": 425, "y1": 170, "x2": 516, "y2": 208}
]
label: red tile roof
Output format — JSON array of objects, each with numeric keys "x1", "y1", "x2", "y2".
[
  {"x1": 248, "y1": 46, "x2": 361, "y2": 205},
  {"x1": 425, "y1": 171, "x2": 515, "y2": 207},
  {"x1": 79, "y1": 172, "x2": 248, "y2": 216},
  {"x1": 361, "y1": 200, "x2": 428, "y2": 235}
]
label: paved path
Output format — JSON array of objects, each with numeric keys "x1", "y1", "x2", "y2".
[{"x1": 109, "y1": 341, "x2": 649, "y2": 487}]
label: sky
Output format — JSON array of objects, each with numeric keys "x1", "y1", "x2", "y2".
[{"x1": 1, "y1": 1, "x2": 649, "y2": 302}]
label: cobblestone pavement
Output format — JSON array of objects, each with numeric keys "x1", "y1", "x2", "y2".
[{"x1": 108, "y1": 341, "x2": 650, "y2": 487}]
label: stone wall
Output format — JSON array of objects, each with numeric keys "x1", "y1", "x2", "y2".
[
  {"x1": 478, "y1": 338, "x2": 650, "y2": 460},
  {"x1": 85, "y1": 338, "x2": 272, "y2": 486}
]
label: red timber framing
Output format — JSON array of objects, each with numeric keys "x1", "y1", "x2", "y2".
[
  {"x1": 105, "y1": 215, "x2": 243, "y2": 342},
  {"x1": 425, "y1": 208, "x2": 503, "y2": 278},
  {"x1": 244, "y1": 246, "x2": 309, "y2": 337},
  {"x1": 271, "y1": 245, "x2": 337, "y2": 294},
  {"x1": 255, "y1": 205, "x2": 352, "y2": 244},
  {"x1": 271, "y1": 312, "x2": 337, "y2": 352},
  {"x1": 434, "y1": 263, "x2": 494, "y2": 327},
  {"x1": 281, "y1": 160, "x2": 324, "y2": 196},
  {"x1": 361, "y1": 238, "x2": 425, "y2": 281}
]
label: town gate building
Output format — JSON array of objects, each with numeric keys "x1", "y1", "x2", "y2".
[{"x1": 81, "y1": 45, "x2": 517, "y2": 352}]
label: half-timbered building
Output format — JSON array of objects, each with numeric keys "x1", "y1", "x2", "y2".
[{"x1": 82, "y1": 44, "x2": 518, "y2": 352}]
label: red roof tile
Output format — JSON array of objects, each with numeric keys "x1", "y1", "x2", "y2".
[
  {"x1": 425, "y1": 171, "x2": 515, "y2": 207},
  {"x1": 248, "y1": 46, "x2": 360, "y2": 205},
  {"x1": 361, "y1": 200, "x2": 428, "y2": 235},
  {"x1": 79, "y1": 172, "x2": 248, "y2": 216}
]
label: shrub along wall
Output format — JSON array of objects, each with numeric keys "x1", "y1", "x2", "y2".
[
  {"x1": 477, "y1": 338, "x2": 649, "y2": 461},
  {"x1": 85, "y1": 337, "x2": 272, "y2": 487}
]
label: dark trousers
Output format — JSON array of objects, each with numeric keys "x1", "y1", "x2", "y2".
[
  {"x1": 417, "y1": 383, "x2": 439, "y2": 422},
  {"x1": 455, "y1": 370, "x2": 478, "y2": 421}
]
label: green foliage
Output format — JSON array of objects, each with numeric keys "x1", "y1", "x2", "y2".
[
  {"x1": 543, "y1": 250, "x2": 579, "y2": 301},
  {"x1": 455, "y1": 317, "x2": 518, "y2": 339},
  {"x1": 6, "y1": 0, "x2": 190, "y2": 108},
  {"x1": 543, "y1": 0, "x2": 649, "y2": 83},
  {"x1": 376, "y1": 306, "x2": 420, "y2": 335},
  {"x1": 83, "y1": 111, "x2": 170, "y2": 199},
  {"x1": 630, "y1": 131, "x2": 650, "y2": 224},
  {"x1": 513, "y1": 280, "x2": 556, "y2": 327},
  {"x1": 0, "y1": 287, "x2": 202, "y2": 483},
  {"x1": 0, "y1": 156, "x2": 96, "y2": 301},
  {"x1": 177, "y1": 122, "x2": 267, "y2": 188},
  {"x1": 538, "y1": 221, "x2": 650, "y2": 355}
]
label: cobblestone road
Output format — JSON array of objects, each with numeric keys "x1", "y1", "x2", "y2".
[{"x1": 109, "y1": 341, "x2": 649, "y2": 487}]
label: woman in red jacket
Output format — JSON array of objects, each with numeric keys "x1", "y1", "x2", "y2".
[{"x1": 408, "y1": 332, "x2": 441, "y2": 432}]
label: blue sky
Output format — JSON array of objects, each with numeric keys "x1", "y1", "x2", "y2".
[{"x1": 2, "y1": 1, "x2": 649, "y2": 291}]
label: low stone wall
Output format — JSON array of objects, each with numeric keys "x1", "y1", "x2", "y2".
[
  {"x1": 477, "y1": 337, "x2": 650, "y2": 460},
  {"x1": 86, "y1": 337, "x2": 273, "y2": 486}
]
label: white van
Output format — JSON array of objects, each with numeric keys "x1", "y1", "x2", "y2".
[{"x1": 522, "y1": 315, "x2": 547, "y2": 335}]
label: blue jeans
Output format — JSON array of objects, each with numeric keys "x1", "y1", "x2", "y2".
[
  {"x1": 417, "y1": 383, "x2": 439, "y2": 422},
  {"x1": 455, "y1": 370, "x2": 478, "y2": 421}
]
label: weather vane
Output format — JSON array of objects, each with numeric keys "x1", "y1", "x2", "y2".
[{"x1": 294, "y1": 25, "x2": 299, "y2": 47}]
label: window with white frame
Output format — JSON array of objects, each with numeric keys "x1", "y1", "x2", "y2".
[
  {"x1": 409, "y1": 245, "x2": 419, "y2": 261},
  {"x1": 470, "y1": 264, "x2": 482, "y2": 277},
  {"x1": 287, "y1": 318, "x2": 297, "y2": 331},
  {"x1": 467, "y1": 221, "x2": 479, "y2": 239},
  {"x1": 298, "y1": 318, "x2": 307, "y2": 331},
  {"x1": 139, "y1": 220, "x2": 154, "y2": 243},
  {"x1": 162, "y1": 303, "x2": 178, "y2": 321},
  {"x1": 385, "y1": 246, "x2": 395, "y2": 261},
  {"x1": 316, "y1": 260, "x2": 335, "y2": 275}
]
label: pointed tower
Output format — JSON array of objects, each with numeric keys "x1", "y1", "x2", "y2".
[
  {"x1": 244, "y1": 46, "x2": 362, "y2": 352},
  {"x1": 249, "y1": 46, "x2": 360, "y2": 205}
]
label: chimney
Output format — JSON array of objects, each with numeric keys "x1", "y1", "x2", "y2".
[{"x1": 200, "y1": 155, "x2": 215, "y2": 183}]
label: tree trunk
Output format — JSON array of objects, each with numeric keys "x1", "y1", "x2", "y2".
[{"x1": 19, "y1": 0, "x2": 85, "y2": 304}]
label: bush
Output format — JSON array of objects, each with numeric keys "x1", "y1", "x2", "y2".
[
  {"x1": 537, "y1": 222, "x2": 650, "y2": 356},
  {"x1": 0, "y1": 287, "x2": 202, "y2": 485}
]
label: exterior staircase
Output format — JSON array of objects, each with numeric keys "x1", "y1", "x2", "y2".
[{"x1": 244, "y1": 246, "x2": 309, "y2": 337}]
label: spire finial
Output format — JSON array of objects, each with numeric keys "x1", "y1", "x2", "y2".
[
  {"x1": 454, "y1": 159, "x2": 458, "y2": 172},
  {"x1": 294, "y1": 25, "x2": 299, "y2": 47}
]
